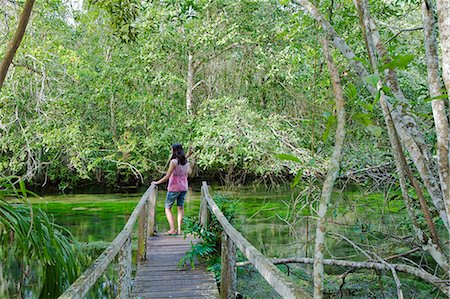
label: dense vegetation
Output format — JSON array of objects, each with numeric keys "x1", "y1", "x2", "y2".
[{"x1": 0, "y1": 0, "x2": 409, "y2": 190}]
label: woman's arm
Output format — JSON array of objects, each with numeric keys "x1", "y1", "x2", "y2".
[{"x1": 152, "y1": 160, "x2": 176, "y2": 185}]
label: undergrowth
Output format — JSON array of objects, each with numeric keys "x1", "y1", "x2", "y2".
[{"x1": 180, "y1": 193, "x2": 238, "y2": 282}]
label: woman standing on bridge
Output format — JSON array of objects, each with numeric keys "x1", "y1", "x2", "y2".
[{"x1": 152, "y1": 143, "x2": 190, "y2": 235}]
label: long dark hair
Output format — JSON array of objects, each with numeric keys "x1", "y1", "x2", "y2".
[{"x1": 171, "y1": 143, "x2": 187, "y2": 165}]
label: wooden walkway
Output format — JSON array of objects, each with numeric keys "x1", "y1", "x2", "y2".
[{"x1": 131, "y1": 234, "x2": 219, "y2": 298}]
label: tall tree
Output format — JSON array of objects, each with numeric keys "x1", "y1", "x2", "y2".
[
  {"x1": 313, "y1": 36, "x2": 346, "y2": 299},
  {"x1": 435, "y1": 0, "x2": 450, "y2": 221}
]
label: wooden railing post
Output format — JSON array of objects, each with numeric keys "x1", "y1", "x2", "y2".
[
  {"x1": 220, "y1": 232, "x2": 237, "y2": 299},
  {"x1": 137, "y1": 200, "x2": 148, "y2": 261},
  {"x1": 200, "y1": 182, "x2": 210, "y2": 229},
  {"x1": 148, "y1": 185, "x2": 157, "y2": 236},
  {"x1": 118, "y1": 236, "x2": 132, "y2": 299}
]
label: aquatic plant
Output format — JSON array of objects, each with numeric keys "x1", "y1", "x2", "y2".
[{"x1": 0, "y1": 176, "x2": 82, "y2": 298}]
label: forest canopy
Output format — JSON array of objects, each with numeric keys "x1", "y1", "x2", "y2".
[{"x1": 0, "y1": 0, "x2": 417, "y2": 190}]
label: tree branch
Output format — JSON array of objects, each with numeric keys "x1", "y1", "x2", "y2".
[
  {"x1": 0, "y1": 0, "x2": 35, "y2": 89},
  {"x1": 237, "y1": 257, "x2": 449, "y2": 295}
]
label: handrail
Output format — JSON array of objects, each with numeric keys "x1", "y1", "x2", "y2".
[
  {"x1": 201, "y1": 181, "x2": 311, "y2": 299},
  {"x1": 58, "y1": 184, "x2": 158, "y2": 299}
]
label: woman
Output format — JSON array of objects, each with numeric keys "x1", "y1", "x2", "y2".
[{"x1": 152, "y1": 143, "x2": 190, "y2": 235}]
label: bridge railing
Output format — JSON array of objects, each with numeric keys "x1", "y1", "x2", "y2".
[
  {"x1": 58, "y1": 184, "x2": 158, "y2": 299},
  {"x1": 200, "y1": 181, "x2": 311, "y2": 299}
]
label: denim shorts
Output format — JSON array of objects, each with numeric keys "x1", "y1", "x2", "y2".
[{"x1": 165, "y1": 191, "x2": 187, "y2": 208}]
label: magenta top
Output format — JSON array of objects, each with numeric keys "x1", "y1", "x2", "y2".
[{"x1": 167, "y1": 159, "x2": 189, "y2": 192}]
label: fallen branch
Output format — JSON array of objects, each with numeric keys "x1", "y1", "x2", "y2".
[
  {"x1": 237, "y1": 257, "x2": 449, "y2": 295},
  {"x1": 335, "y1": 231, "x2": 403, "y2": 298}
]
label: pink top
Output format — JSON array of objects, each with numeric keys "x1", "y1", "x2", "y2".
[{"x1": 168, "y1": 159, "x2": 189, "y2": 192}]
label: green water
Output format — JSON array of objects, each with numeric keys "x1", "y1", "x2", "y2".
[{"x1": 30, "y1": 185, "x2": 437, "y2": 298}]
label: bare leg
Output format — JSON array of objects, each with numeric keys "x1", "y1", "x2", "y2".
[
  {"x1": 165, "y1": 207, "x2": 176, "y2": 234},
  {"x1": 177, "y1": 206, "x2": 184, "y2": 235}
]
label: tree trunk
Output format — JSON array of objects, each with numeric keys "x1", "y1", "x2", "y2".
[
  {"x1": 186, "y1": 53, "x2": 195, "y2": 115},
  {"x1": 435, "y1": 0, "x2": 450, "y2": 222},
  {"x1": 0, "y1": 0, "x2": 35, "y2": 90},
  {"x1": 354, "y1": 0, "x2": 448, "y2": 272},
  {"x1": 313, "y1": 36, "x2": 346, "y2": 299},
  {"x1": 436, "y1": 0, "x2": 450, "y2": 98},
  {"x1": 363, "y1": 4, "x2": 447, "y2": 228},
  {"x1": 292, "y1": 0, "x2": 448, "y2": 232}
]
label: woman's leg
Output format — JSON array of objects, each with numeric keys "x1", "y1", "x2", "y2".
[
  {"x1": 176, "y1": 191, "x2": 187, "y2": 234},
  {"x1": 177, "y1": 206, "x2": 184, "y2": 235},
  {"x1": 165, "y1": 207, "x2": 176, "y2": 234},
  {"x1": 165, "y1": 192, "x2": 177, "y2": 234}
]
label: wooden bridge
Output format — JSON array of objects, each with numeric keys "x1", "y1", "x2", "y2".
[{"x1": 58, "y1": 182, "x2": 311, "y2": 299}]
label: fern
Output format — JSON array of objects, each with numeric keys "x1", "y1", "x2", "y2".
[{"x1": 180, "y1": 193, "x2": 238, "y2": 281}]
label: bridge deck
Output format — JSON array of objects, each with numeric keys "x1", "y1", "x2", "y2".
[{"x1": 131, "y1": 234, "x2": 219, "y2": 298}]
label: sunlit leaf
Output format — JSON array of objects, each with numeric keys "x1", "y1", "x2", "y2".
[
  {"x1": 365, "y1": 74, "x2": 379, "y2": 87},
  {"x1": 276, "y1": 154, "x2": 301, "y2": 163}
]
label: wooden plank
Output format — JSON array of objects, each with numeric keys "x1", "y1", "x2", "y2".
[
  {"x1": 132, "y1": 234, "x2": 219, "y2": 298},
  {"x1": 199, "y1": 185, "x2": 210, "y2": 229},
  {"x1": 133, "y1": 278, "x2": 215, "y2": 287},
  {"x1": 134, "y1": 274, "x2": 213, "y2": 282},
  {"x1": 132, "y1": 283, "x2": 217, "y2": 292},
  {"x1": 202, "y1": 181, "x2": 311, "y2": 299},
  {"x1": 132, "y1": 289, "x2": 218, "y2": 298}
]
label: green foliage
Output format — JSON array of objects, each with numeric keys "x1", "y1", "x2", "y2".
[
  {"x1": 180, "y1": 194, "x2": 238, "y2": 280},
  {"x1": 0, "y1": 177, "x2": 82, "y2": 298},
  {"x1": 382, "y1": 54, "x2": 415, "y2": 70},
  {"x1": 89, "y1": 0, "x2": 141, "y2": 42},
  {"x1": 365, "y1": 74, "x2": 380, "y2": 87},
  {"x1": 0, "y1": 0, "x2": 436, "y2": 192},
  {"x1": 192, "y1": 97, "x2": 322, "y2": 184},
  {"x1": 276, "y1": 154, "x2": 301, "y2": 163}
]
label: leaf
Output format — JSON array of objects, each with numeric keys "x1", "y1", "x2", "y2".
[
  {"x1": 383, "y1": 54, "x2": 415, "y2": 70},
  {"x1": 366, "y1": 125, "x2": 383, "y2": 137},
  {"x1": 353, "y1": 113, "x2": 373, "y2": 126},
  {"x1": 396, "y1": 54, "x2": 415, "y2": 69},
  {"x1": 381, "y1": 86, "x2": 391, "y2": 94},
  {"x1": 276, "y1": 154, "x2": 301, "y2": 163},
  {"x1": 291, "y1": 169, "x2": 303, "y2": 188},
  {"x1": 365, "y1": 74, "x2": 379, "y2": 87},
  {"x1": 345, "y1": 83, "x2": 357, "y2": 100},
  {"x1": 373, "y1": 90, "x2": 381, "y2": 107},
  {"x1": 424, "y1": 94, "x2": 448, "y2": 102},
  {"x1": 322, "y1": 113, "x2": 336, "y2": 141}
]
